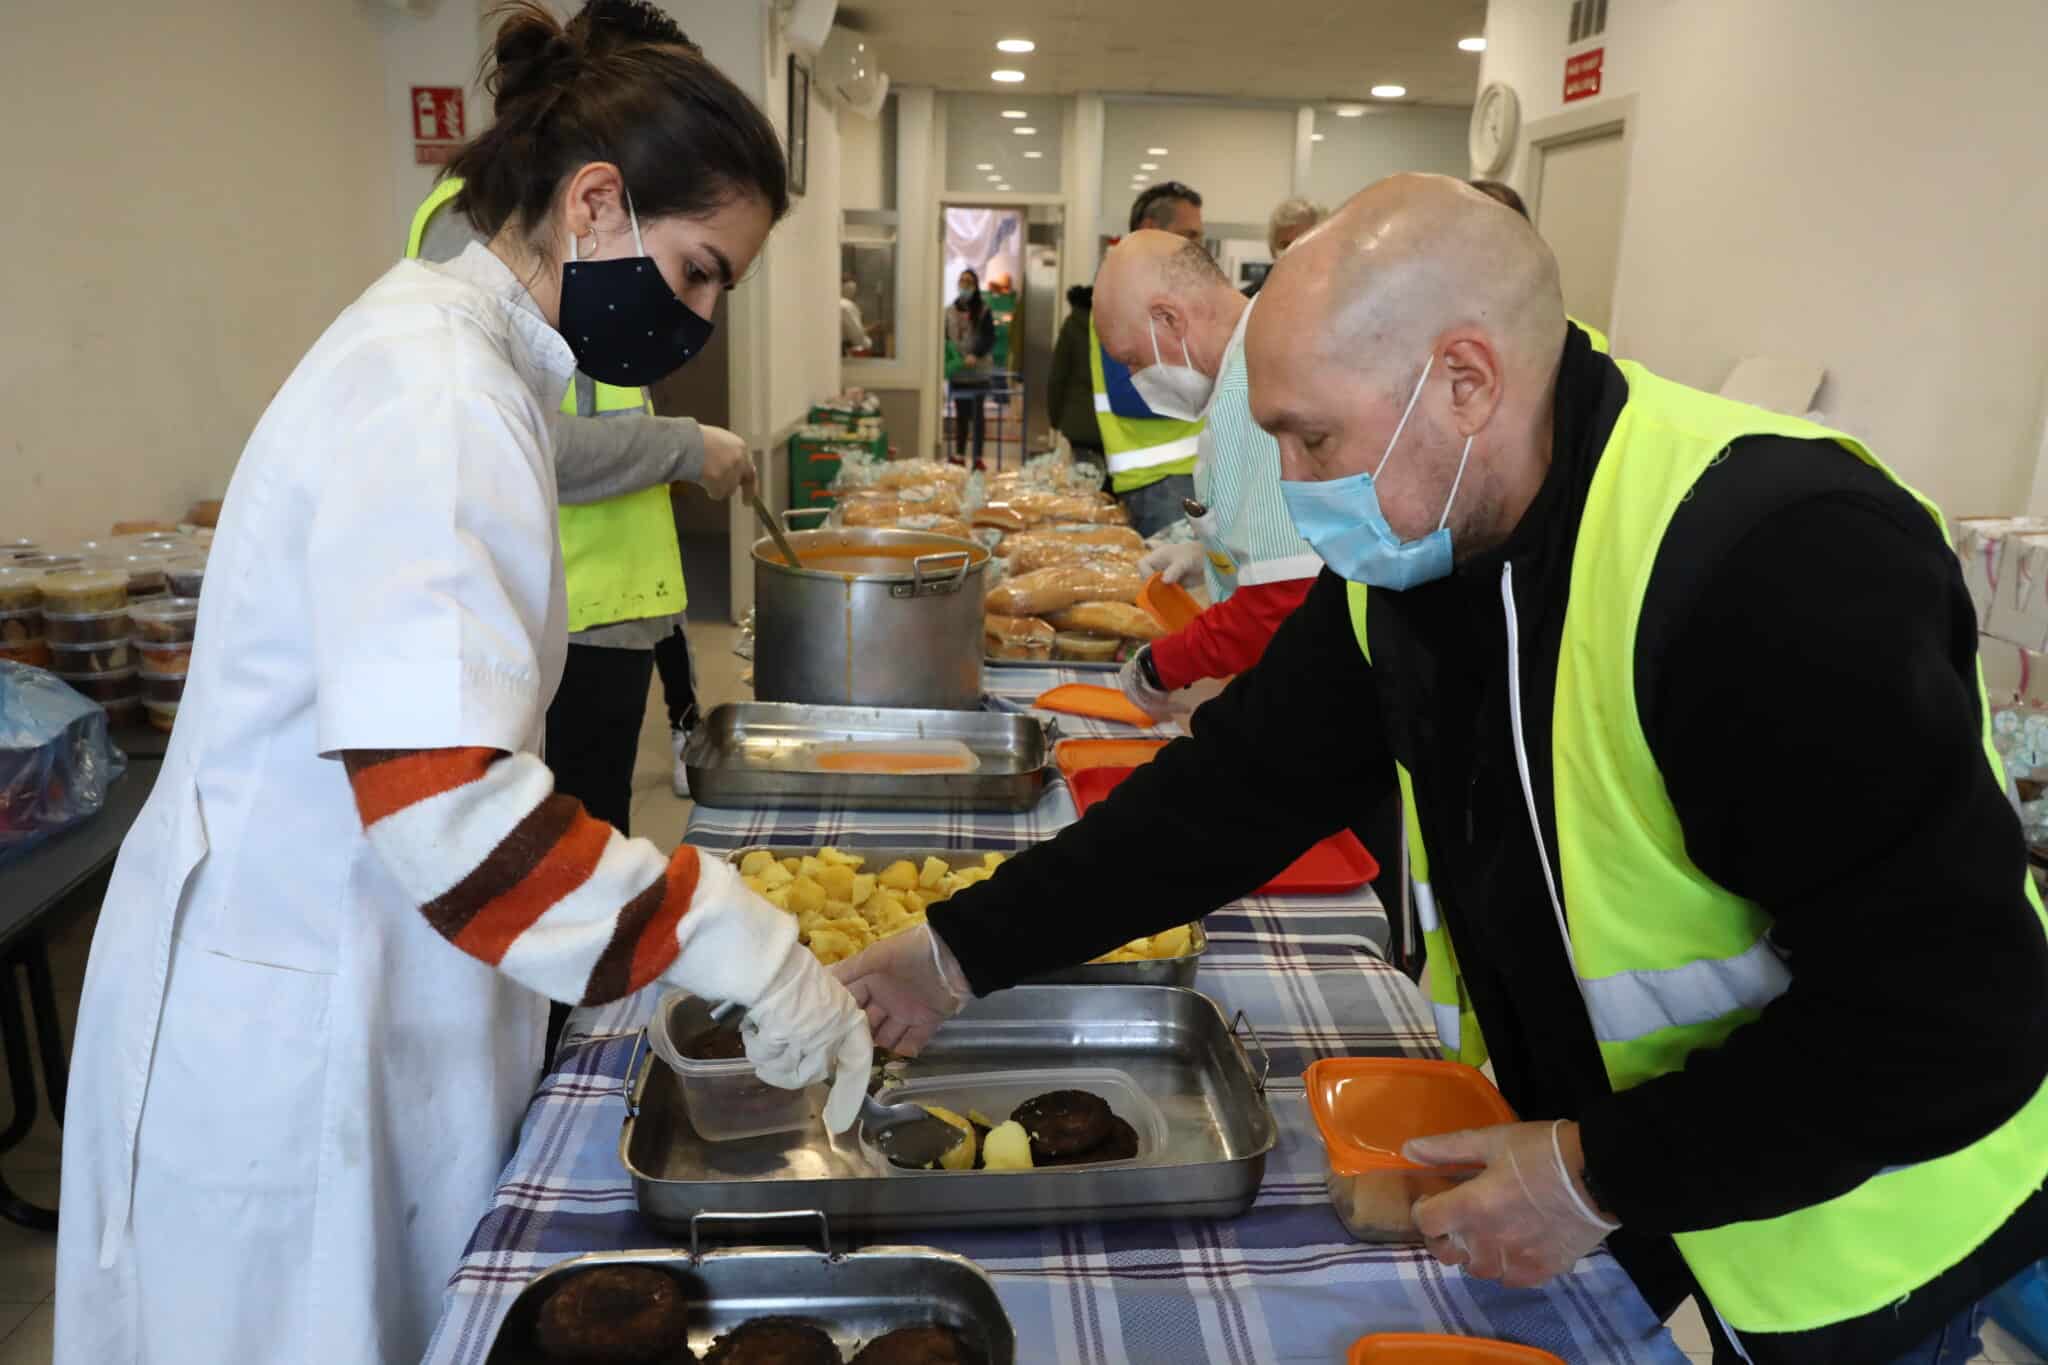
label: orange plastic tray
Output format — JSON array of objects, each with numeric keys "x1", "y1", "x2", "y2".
[
  {"x1": 1033, "y1": 683, "x2": 1158, "y2": 728},
  {"x1": 1349, "y1": 1334, "x2": 1566, "y2": 1364},
  {"x1": 1305, "y1": 1058, "x2": 1516, "y2": 1176},
  {"x1": 1057, "y1": 749, "x2": 1381, "y2": 894},
  {"x1": 1138, "y1": 573, "x2": 1203, "y2": 633}
]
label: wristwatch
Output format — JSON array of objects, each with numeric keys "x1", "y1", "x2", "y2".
[{"x1": 1137, "y1": 645, "x2": 1164, "y2": 692}]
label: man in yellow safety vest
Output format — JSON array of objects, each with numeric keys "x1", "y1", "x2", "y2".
[{"x1": 836, "y1": 176, "x2": 2048, "y2": 1363}]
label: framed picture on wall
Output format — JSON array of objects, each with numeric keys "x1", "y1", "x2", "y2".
[{"x1": 787, "y1": 55, "x2": 810, "y2": 197}]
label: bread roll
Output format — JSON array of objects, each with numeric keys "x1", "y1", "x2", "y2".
[
  {"x1": 983, "y1": 614, "x2": 1055, "y2": 659},
  {"x1": 983, "y1": 563, "x2": 1143, "y2": 616},
  {"x1": 1044, "y1": 601, "x2": 1164, "y2": 642},
  {"x1": 995, "y1": 526, "x2": 1145, "y2": 558},
  {"x1": 1000, "y1": 538, "x2": 1141, "y2": 575}
]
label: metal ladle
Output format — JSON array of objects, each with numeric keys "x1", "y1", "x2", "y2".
[{"x1": 746, "y1": 488, "x2": 804, "y2": 570}]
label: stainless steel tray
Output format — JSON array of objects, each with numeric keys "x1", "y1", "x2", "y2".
[
  {"x1": 727, "y1": 846, "x2": 1206, "y2": 987},
  {"x1": 983, "y1": 654, "x2": 1120, "y2": 672},
  {"x1": 482, "y1": 1211, "x2": 1014, "y2": 1363},
  {"x1": 685, "y1": 702, "x2": 1051, "y2": 812},
  {"x1": 622, "y1": 985, "x2": 1274, "y2": 1232}
]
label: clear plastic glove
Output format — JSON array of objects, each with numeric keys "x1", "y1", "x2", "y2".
[
  {"x1": 830, "y1": 921, "x2": 971, "y2": 1055},
  {"x1": 737, "y1": 942, "x2": 874, "y2": 1133},
  {"x1": 1138, "y1": 539, "x2": 1208, "y2": 587},
  {"x1": 697, "y1": 424, "x2": 758, "y2": 501},
  {"x1": 1405, "y1": 1120, "x2": 1619, "y2": 1289},
  {"x1": 1119, "y1": 645, "x2": 1174, "y2": 721}
]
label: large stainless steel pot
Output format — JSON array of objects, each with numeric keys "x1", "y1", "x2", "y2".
[{"x1": 752, "y1": 525, "x2": 990, "y2": 710}]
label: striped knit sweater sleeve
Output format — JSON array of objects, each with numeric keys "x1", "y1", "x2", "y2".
[{"x1": 341, "y1": 747, "x2": 790, "y2": 1005}]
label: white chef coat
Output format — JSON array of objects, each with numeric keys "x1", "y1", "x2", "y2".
[{"x1": 55, "y1": 242, "x2": 575, "y2": 1364}]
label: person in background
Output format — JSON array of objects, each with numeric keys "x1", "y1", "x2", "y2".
[
  {"x1": 1245, "y1": 196, "x2": 1326, "y2": 297},
  {"x1": 984, "y1": 270, "x2": 1018, "y2": 372},
  {"x1": 56, "y1": 6, "x2": 872, "y2": 1360},
  {"x1": 832, "y1": 175, "x2": 2048, "y2": 1365},
  {"x1": 1047, "y1": 284, "x2": 1105, "y2": 472},
  {"x1": 1469, "y1": 178, "x2": 1528, "y2": 218},
  {"x1": 1089, "y1": 182, "x2": 1207, "y2": 535},
  {"x1": 839, "y1": 275, "x2": 869, "y2": 355},
  {"x1": 945, "y1": 267, "x2": 995, "y2": 469},
  {"x1": 1089, "y1": 230, "x2": 1322, "y2": 717}
]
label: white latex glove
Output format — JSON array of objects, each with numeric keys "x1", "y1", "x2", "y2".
[
  {"x1": 696, "y1": 424, "x2": 758, "y2": 501},
  {"x1": 1405, "y1": 1120, "x2": 1620, "y2": 1289},
  {"x1": 1138, "y1": 539, "x2": 1207, "y2": 588},
  {"x1": 830, "y1": 921, "x2": 972, "y2": 1056},
  {"x1": 659, "y1": 857, "x2": 872, "y2": 1133},
  {"x1": 1119, "y1": 645, "x2": 1173, "y2": 721}
]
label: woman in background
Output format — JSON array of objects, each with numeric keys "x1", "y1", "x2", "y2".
[{"x1": 945, "y1": 267, "x2": 994, "y2": 468}]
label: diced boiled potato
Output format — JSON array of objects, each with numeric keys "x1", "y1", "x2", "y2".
[
  {"x1": 808, "y1": 929, "x2": 857, "y2": 964},
  {"x1": 799, "y1": 856, "x2": 827, "y2": 881},
  {"x1": 818, "y1": 864, "x2": 857, "y2": 901},
  {"x1": 949, "y1": 866, "x2": 993, "y2": 889},
  {"x1": 1092, "y1": 949, "x2": 1145, "y2": 963},
  {"x1": 850, "y1": 873, "x2": 877, "y2": 905},
  {"x1": 981, "y1": 1120, "x2": 1034, "y2": 1170},
  {"x1": 879, "y1": 859, "x2": 920, "y2": 893},
  {"x1": 741, "y1": 875, "x2": 768, "y2": 896},
  {"x1": 967, "y1": 1109, "x2": 999, "y2": 1129},
  {"x1": 920, "y1": 1104, "x2": 977, "y2": 1171},
  {"x1": 918, "y1": 856, "x2": 951, "y2": 890},
  {"x1": 763, "y1": 886, "x2": 793, "y2": 911},
  {"x1": 823, "y1": 897, "x2": 856, "y2": 920},
  {"x1": 1149, "y1": 925, "x2": 1193, "y2": 959},
  {"x1": 818, "y1": 846, "x2": 865, "y2": 869},
  {"x1": 788, "y1": 876, "x2": 827, "y2": 916},
  {"x1": 739, "y1": 850, "x2": 778, "y2": 878},
  {"x1": 757, "y1": 860, "x2": 796, "y2": 889},
  {"x1": 876, "y1": 900, "x2": 923, "y2": 936},
  {"x1": 902, "y1": 890, "x2": 931, "y2": 915},
  {"x1": 780, "y1": 857, "x2": 802, "y2": 875},
  {"x1": 982, "y1": 852, "x2": 1008, "y2": 870}
]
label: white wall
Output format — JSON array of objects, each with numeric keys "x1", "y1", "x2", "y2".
[
  {"x1": 1302, "y1": 106, "x2": 1472, "y2": 210},
  {"x1": 839, "y1": 102, "x2": 887, "y2": 212},
  {"x1": 2, "y1": 3, "x2": 392, "y2": 542},
  {"x1": 380, "y1": 0, "x2": 490, "y2": 247},
  {"x1": 942, "y1": 92, "x2": 1065, "y2": 196},
  {"x1": 1478, "y1": 0, "x2": 2048, "y2": 517},
  {"x1": 1099, "y1": 100, "x2": 1297, "y2": 239}
]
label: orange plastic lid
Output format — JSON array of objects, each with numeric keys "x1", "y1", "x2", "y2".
[
  {"x1": 1349, "y1": 1333, "x2": 1566, "y2": 1364},
  {"x1": 1034, "y1": 683, "x2": 1157, "y2": 728},
  {"x1": 1305, "y1": 1058, "x2": 1516, "y2": 1176},
  {"x1": 1053, "y1": 737, "x2": 1167, "y2": 784},
  {"x1": 1138, "y1": 573, "x2": 1203, "y2": 633}
]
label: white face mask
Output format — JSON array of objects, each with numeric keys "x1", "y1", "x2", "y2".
[{"x1": 1130, "y1": 315, "x2": 1215, "y2": 421}]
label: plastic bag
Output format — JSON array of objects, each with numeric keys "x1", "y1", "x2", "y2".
[
  {"x1": 0, "y1": 661, "x2": 127, "y2": 866},
  {"x1": 983, "y1": 562, "x2": 1143, "y2": 617}
]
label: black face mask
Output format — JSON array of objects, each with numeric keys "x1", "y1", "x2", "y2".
[{"x1": 558, "y1": 206, "x2": 715, "y2": 387}]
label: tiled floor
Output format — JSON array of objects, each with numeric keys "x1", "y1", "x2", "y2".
[{"x1": 0, "y1": 619, "x2": 2039, "y2": 1363}]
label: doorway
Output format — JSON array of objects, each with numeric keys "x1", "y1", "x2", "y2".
[{"x1": 1526, "y1": 97, "x2": 1635, "y2": 337}]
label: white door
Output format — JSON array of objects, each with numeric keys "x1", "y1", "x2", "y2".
[{"x1": 1534, "y1": 126, "x2": 1627, "y2": 334}]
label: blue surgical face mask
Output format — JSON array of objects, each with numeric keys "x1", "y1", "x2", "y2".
[{"x1": 1280, "y1": 352, "x2": 1474, "y2": 590}]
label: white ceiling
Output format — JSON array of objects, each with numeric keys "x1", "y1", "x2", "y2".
[{"x1": 835, "y1": 0, "x2": 1488, "y2": 108}]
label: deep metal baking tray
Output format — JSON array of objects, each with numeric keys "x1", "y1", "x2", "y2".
[
  {"x1": 622, "y1": 985, "x2": 1274, "y2": 1232},
  {"x1": 726, "y1": 846, "x2": 1206, "y2": 988},
  {"x1": 481, "y1": 1211, "x2": 1014, "y2": 1363},
  {"x1": 684, "y1": 702, "x2": 1051, "y2": 812}
]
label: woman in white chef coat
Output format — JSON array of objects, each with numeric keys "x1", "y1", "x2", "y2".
[{"x1": 54, "y1": 6, "x2": 872, "y2": 1361}]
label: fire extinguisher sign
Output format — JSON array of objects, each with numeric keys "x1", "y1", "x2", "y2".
[{"x1": 412, "y1": 86, "x2": 466, "y2": 165}]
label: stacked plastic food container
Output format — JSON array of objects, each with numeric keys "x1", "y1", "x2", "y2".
[{"x1": 3, "y1": 529, "x2": 208, "y2": 731}]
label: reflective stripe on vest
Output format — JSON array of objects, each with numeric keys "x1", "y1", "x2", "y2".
[
  {"x1": 1088, "y1": 316, "x2": 1201, "y2": 491},
  {"x1": 406, "y1": 179, "x2": 686, "y2": 633}
]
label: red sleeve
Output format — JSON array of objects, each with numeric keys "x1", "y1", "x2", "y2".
[{"x1": 1148, "y1": 577, "x2": 1315, "y2": 689}]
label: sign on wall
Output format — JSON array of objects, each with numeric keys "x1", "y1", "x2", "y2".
[
  {"x1": 1564, "y1": 48, "x2": 1605, "y2": 103},
  {"x1": 412, "y1": 86, "x2": 466, "y2": 166}
]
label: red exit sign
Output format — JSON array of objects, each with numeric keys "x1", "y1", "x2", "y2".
[{"x1": 1564, "y1": 47, "x2": 1605, "y2": 102}]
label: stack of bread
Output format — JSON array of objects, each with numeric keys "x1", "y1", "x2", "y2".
[
  {"x1": 983, "y1": 522, "x2": 1158, "y2": 664},
  {"x1": 830, "y1": 460, "x2": 979, "y2": 541}
]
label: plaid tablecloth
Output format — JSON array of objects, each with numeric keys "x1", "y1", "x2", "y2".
[{"x1": 421, "y1": 670, "x2": 1682, "y2": 1364}]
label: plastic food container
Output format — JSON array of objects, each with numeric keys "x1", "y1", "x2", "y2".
[
  {"x1": 143, "y1": 699, "x2": 179, "y2": 733},
  {"x1": 1, "y1": 539, "x2": 39, "y2": 559},
  {"x1": 1348, "y1": 1334, "x2": 1566, "y2": 1364},
  {"x1": 1305, "y1": 1057, "x2": 1517, "y2": 1244},
  {"x1": 862, "y1": 1066, "x2": 1168, "y2": 1176},
  {"x1": 101, "y1": 695, "x2": 143, "y2": 727},
  {"x1": 129, "y1": 597, "x2": 198, "y2": 644},
  {"x1": 0, "y1": 639, "x2": 52, "y2": 668},
  {"x1": 0, "y1": 567, "x2": 42, "y2": 614},
  {"x1": 164, "y1": 557, "x2": 206, "y2": 599},
  {"x1": 39, "y1": 569, "x2": 128, "y2": 614},
  {"x1": 135, "y1": 638, "x2": 193, "y2": 675},
  {"x1": 0, "y1": 606, "x2": 42, "y2": 645},
  {"x1": 15, "y1": 553, "x2": 81, "y2": 573},
  {"x1": 43, "y1": 608, "x2": 131, "y2": 646},
  {"x1": 50, "y1": 639, "x2": 132, "y2": 673},
  {"x1": 649, "y1": 990, "x2": 819, "y2": 1142},
  {"x1": 56, "y1": 667, "x2": 139, "y2": 704},
  {"x1": 105, "y1": 552, "x2": 169, "y2": 598},
  {"x1": 1053, "y1": 631, "x2": 1124, "y2": 664},
  {"x1": 139, "y1": 670, "x2": 185, "y2": 704}
]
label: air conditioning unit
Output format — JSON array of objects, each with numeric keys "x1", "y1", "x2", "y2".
[
  {"x1": 783, "y1": 0, "x2": 837, "y2": 57},
  {"x1": 817, "y1": 25, "x2": 888, "y2": 118}
]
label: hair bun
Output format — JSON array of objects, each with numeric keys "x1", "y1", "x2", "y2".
[
  {"x1": 576, "y1": 0, "x2": 692, "y2": 50},
  {"x1": 488, "y1": 5, "x2": 574, "y2": 105}
]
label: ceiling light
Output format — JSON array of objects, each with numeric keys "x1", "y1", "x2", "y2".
[
  {"x1": 1001, "y1": 109, "x2": 1028, "y2": 119},
  {"x1": 1334, "y1": 103, "x2": 1366, "y2": 117},
  {"x1": 996, "y1": 38, "x2": 1035, "y2": 54},
  {"x1": 1147, "y1": 147, "x2": 1168, "y2": 156},
  {"x1": 1140, "y1": 162, "x2": 1158, "y2": 170},
  {"x1": 976, "y1": 162, "x2": 994, "y2": 171},
  {"x1": 987, "y1": 174, "x2": 1003, "y2": 182},
  {"x1": 1310, "y1": 132, "x2": 1325, "y2": 142},
  {"x1": 996, "y1": 183, "x2": 1012, "y2": 191},
  {"x1": 1013, "y1": 126, "x2": 1036, "y2": 135},
  {"x1": 1023, "y1": 150, "x2": 1043, "y2": 159},
  {"x1": 991, "y1": 69, "x2": 1025, "y2": 83},
  {"x1": 1458, "y1": 36, "x2": 1487, "y2": 52},
  {"x1": 1370, "y1": 84, "x2": 1406, "y2": 98}
]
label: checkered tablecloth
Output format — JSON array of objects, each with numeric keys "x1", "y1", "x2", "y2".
[{"x1": 420, "y1": 674, "x2": 1683, "y2": 1364}]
